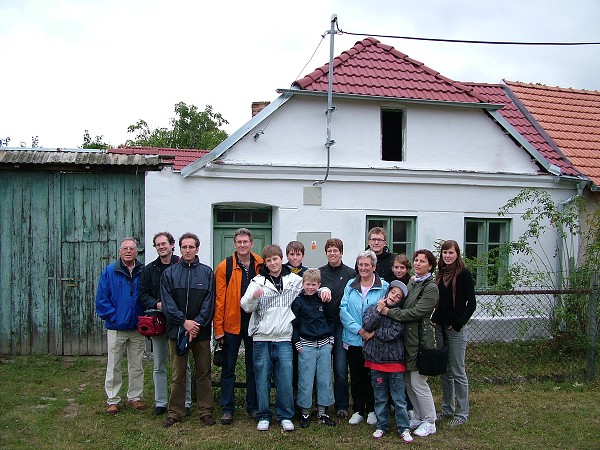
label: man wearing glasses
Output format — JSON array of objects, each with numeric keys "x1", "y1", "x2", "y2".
[
  {"x1": 96, "y1": 237, "x2": 147, "y2": 415},
  {"x1": 213, "y1": 228, "x2": 263, "y2": 425},
  {"x1": 366, "y1": 227, "x2": 396, "y2": 282},
  {"x1": 161, "y1": 233, "x2": 216, "y2": 428}
]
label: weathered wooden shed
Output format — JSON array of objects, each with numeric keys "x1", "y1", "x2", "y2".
[{"x1": 0, "y1": 148, "x2": 169, "y2": 355}]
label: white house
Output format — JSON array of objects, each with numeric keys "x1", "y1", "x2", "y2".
[{"x1": 145, "y1": 37, "x2": 583, "y2": 297}]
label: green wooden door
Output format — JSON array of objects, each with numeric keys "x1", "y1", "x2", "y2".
[
  {"x1": 0, "y1": 170, "x2": 144, "y2": 355},
  {"x1": 212, "y1": 207, "x2": 272, "y2": 266}
]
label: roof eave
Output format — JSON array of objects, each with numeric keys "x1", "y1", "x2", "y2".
[
  {"x1": 276, "y1": 88, "x2": 504, "y2": 110},
  {"x1": 486, "y1": 109, "x2": 563, "y2": 177},
  {"x1": 181, "y1": 91, "x2": 295, "y2": 178}
]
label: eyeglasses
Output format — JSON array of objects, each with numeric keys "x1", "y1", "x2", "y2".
[
  {"x1": 181, "y1": 245, "x2": 197, "y2": 250},
  {"x1": 235, "y1": 240, "x2": 251, "y2": 245},
  {"x1": 369, "y1": 238, "x2": 385, "y2": 243}
]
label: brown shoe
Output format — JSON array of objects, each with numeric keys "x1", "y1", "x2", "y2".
[
  {"x1": 201, "y1": 415, "x2": 216, "y2": 426},
  {"x1": 163, "y1": 416, "x2": 180, "y2": 428},
  {"x1": 126, "y1": 400, "x2": 147, "y2": 410},
  {"x1": 107, "y1": 404, "x2": 119, "y2": 415}
]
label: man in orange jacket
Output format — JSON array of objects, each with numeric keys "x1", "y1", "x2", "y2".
[{"x1": 213, "y1": 228, "x2": 263, "y2": 425}]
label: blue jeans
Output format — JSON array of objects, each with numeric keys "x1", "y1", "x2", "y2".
[
  {"x1": 333, "y1": 322, "x2": 349, "y2": 411},
  {"x1": 297, "y1": 343, "x2": 334, "y2": 409},
  {"x1": 220, "y1": 331, "x2": 257, "y2": 414},
  {"x1": 436, "y1": 325, "x2": 469, "y2": 421},
  {"x1": 253, "y1": 341, "x2": 294, "y2": 422},
  {"x1": 371, "y1": 370, "x2": 410, "y2": 432},
  {"x1": 150, "y1": 335, "x2": 191, "y2": 408}
]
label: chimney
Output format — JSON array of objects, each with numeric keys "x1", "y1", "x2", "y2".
[{"x1": 252, "y1": 101, "x2": 270, "y2": 117}]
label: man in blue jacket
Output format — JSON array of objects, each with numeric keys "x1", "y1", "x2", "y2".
[{"x1": 96, "y1": 237, "x2": 146, "y2": 415}]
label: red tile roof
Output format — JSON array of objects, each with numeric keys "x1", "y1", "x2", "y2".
[
  {"x1": 108, "y1": 147, "x2": 209, "y2": 171},
  {"x1": 466, "y1": 83, "x2": 580, "y2": 178},
  {"x1": 504, "y1": 81, "x2": 600, "y2": 186},
  {"x1": 294, "y1": 37, "x2": 490, "y2": 105}
]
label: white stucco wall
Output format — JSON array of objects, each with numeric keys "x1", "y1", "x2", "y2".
[
  {"x1": 225, "y1": 96, "x2": 539, "y2": 175},
  {"x1": 144, "y1": 93, "x2": 577, "y2": 277}
]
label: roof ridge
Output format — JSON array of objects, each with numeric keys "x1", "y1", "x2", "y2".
[{"x1": 504, "y1": 80, "x2": 600, "y2": 95}]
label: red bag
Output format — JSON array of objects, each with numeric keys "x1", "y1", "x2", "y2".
[{"x1": 138, "y1": 311, "x2": 166, "y2": 337}]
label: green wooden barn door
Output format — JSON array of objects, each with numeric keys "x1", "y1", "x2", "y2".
[{"x1": 59, "y1": 172, "x2": 145, "y2": 355}]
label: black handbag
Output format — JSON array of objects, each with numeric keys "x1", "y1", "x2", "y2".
[
  {"x1": 417, "y1": 322, "x2": 448, "y2": 376},
  {"x1": 213, "y1": 342, "x2": 224, "y2": 367}
]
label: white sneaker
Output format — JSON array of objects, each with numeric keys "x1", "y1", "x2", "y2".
[
  {"x1": 366, "y1": 411, "x2": 377, "y2": 425},
  {"x1": 257, "y1": 419, "x2": 270, "y2": 431},
  {"x1": 414, "y1": 421, "x2": 436, "y2": 437},
  {"x1": 281, "y1": 419, "x2": 295, "y2": 432},
  {"x1": 409, "y1": 417, "x2": 421, "y2": 430},
  {"x1": 372, "y1": 429, "x2": 385, "y2": 439},
  {"x1": 348, "y1": 412, "x2": 364, "y2": 425},
  {"x1": 400, "y1": 429, "x2": 414, "y2": 442}
]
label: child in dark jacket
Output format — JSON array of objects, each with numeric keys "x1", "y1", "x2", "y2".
[
  {"x1": 362, "y1": 280, "x2": 413, "y2": 442},
  {"x1": 291, "y1": 269, "x2": 336, "y2": 428}
]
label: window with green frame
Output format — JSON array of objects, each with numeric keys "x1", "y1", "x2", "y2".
[
  {"x1": 464, "y1": 218, "x2": 510, "y2": 288},
  {"x1": 366, "y1": 216, "x2": 416, "y2": 257}
]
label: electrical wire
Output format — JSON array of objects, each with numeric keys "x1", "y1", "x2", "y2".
[
  {"x1": 336, "y1": 24, "x2": 600, "y2": 46},
  {"x1": 255, "y1": 36, "x2": 326, "y2": 137}
]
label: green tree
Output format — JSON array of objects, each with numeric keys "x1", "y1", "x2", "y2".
[
  {"x1": 82, "y1": 130, "x2": 110, "y2": 150},
  {"x1": 125, "y1": 102, "x2": 228, "y2": 149}
]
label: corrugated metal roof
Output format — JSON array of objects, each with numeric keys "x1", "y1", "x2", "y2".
[
  {"x1": 108, "y1": 147, "x2": 209, "y2": 171},
  {"x1": 0, "y1": 149, "x2": 165, "y2": 170},
  {"x1": 294, "y1": 37, "x2": 491, "y2": 105},
  {"x1": 505, "y1": 81, "x2": 600, "y2": 186},
  {"x1": 466, "y1": 83, "x2": 580, "y2": 178}
]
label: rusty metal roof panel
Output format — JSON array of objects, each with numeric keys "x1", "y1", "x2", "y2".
[{"x1": 0, "y1": 149, "x2": 166, "y2": 171}]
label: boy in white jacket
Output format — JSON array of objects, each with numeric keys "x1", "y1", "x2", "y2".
[{"x1": 241, "y1": 245, "x2": 330, "y2": 432}]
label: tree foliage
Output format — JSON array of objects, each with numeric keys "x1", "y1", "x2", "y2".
[
  {"x1": 125, "y1": 102, "x2": 228, "y2": 150},
  {"x1": 82, "y1": 130, "x2": 110, "y2": 150}
]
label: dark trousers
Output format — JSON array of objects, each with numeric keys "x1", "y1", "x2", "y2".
[
  {"x1": 346, "y1": 345, "x2": 374, "y2": 415},
  {"x1": 220, "y1": 330, "x2": 257, "y2": 414}
]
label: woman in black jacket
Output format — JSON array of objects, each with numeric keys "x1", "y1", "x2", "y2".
[{"x1": 431, "y1": 240, "x2": 476, "y2": 427}]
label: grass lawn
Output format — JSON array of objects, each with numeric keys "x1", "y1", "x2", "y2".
[{"x1": 0, "y1": 343, "x2": 598, "y2": 449}]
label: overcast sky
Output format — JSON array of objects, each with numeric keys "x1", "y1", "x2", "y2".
[{"x1": 1, "y1": 0, "x2": 599, "y2": 149}]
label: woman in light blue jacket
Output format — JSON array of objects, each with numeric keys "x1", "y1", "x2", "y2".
[{"x1": 340, "y1": 250, "x2": 389, "y2": 426}]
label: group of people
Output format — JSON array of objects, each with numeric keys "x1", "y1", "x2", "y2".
[{"x1": 95, "y1": 227, "x2": 476, "y2": 442}]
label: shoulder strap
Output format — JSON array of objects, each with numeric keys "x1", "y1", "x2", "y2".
[{"x1": 225, "y1": 256, "x2": 233, "y2": 288}]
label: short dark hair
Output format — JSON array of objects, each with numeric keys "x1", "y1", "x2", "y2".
[
  {"x1": 179, "y1": 232, "x2": 200, "y2": 248},
  {"x1": 393, "y1": 254, "x2": 412, "y2": 270},
  {"x1": 324, "y1": 238, "x2": 343, "y2": 253},
  {"x1": 153, "y1": 231, "x2": 175, "y2": 246},
  {"x1": 234, "y1": 228, "x2": 253, "y2": 242},
  {"x1": 263, "y1": 244, "x2": 283, "y2": 259},
  {"x1": 413, "y1": 249, "x2": 436, "y2": 273},
  {"x1": 286, "y1": 241, "x2": 305, "y2": 255}
]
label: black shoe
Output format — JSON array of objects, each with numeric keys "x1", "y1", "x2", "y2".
[
  {"x1": 318, "y1": 414, "x2": 337, "y2": 426},
  {"x1": 153, "y1": 406, "x2": 167, "y2": 416},
  {"x1": 201, "y1": 414, "x2": 216, "y2": 426},
  {"x1": 300, "y1": 414, "x2": 310, "y2": 428},
  {"x1": 221, "y1": 412, "x2": 233, "y2": 425},
  {"x1": 185, "y1": 407, "x2": 190, "y2": 417}
]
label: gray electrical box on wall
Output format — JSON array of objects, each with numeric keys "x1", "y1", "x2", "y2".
[
  {"x1": 303, "y1": 186, "x2": 322, "y2": 206},
  {"x1": 296, "y1": 232, "x2": 331, "y2": 268}
]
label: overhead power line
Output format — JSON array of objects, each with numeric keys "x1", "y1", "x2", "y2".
[{"x1": 336, "y1": 26, "x2": 600, "y2": 46}]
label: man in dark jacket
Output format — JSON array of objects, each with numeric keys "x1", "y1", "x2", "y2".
[
  {"x1": 161, "y1": 232, "x2": 216, "y2": 428},
  {"x1": 318, "y1": 238, "x2": 355, "y2": 418},
  {"x1": 140, "y1": 231, "x2": 191, "y2": 416},
  {"x1": 365, "y1": 227, "x2": 396, "y2": 282},
  {"x1": 96, "y1": 237, "x2": 146, "y2": 415}
]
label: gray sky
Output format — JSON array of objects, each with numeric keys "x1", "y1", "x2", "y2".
[{"x1": 1, "y1": 0, "x2": 599, "y2": 149}]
